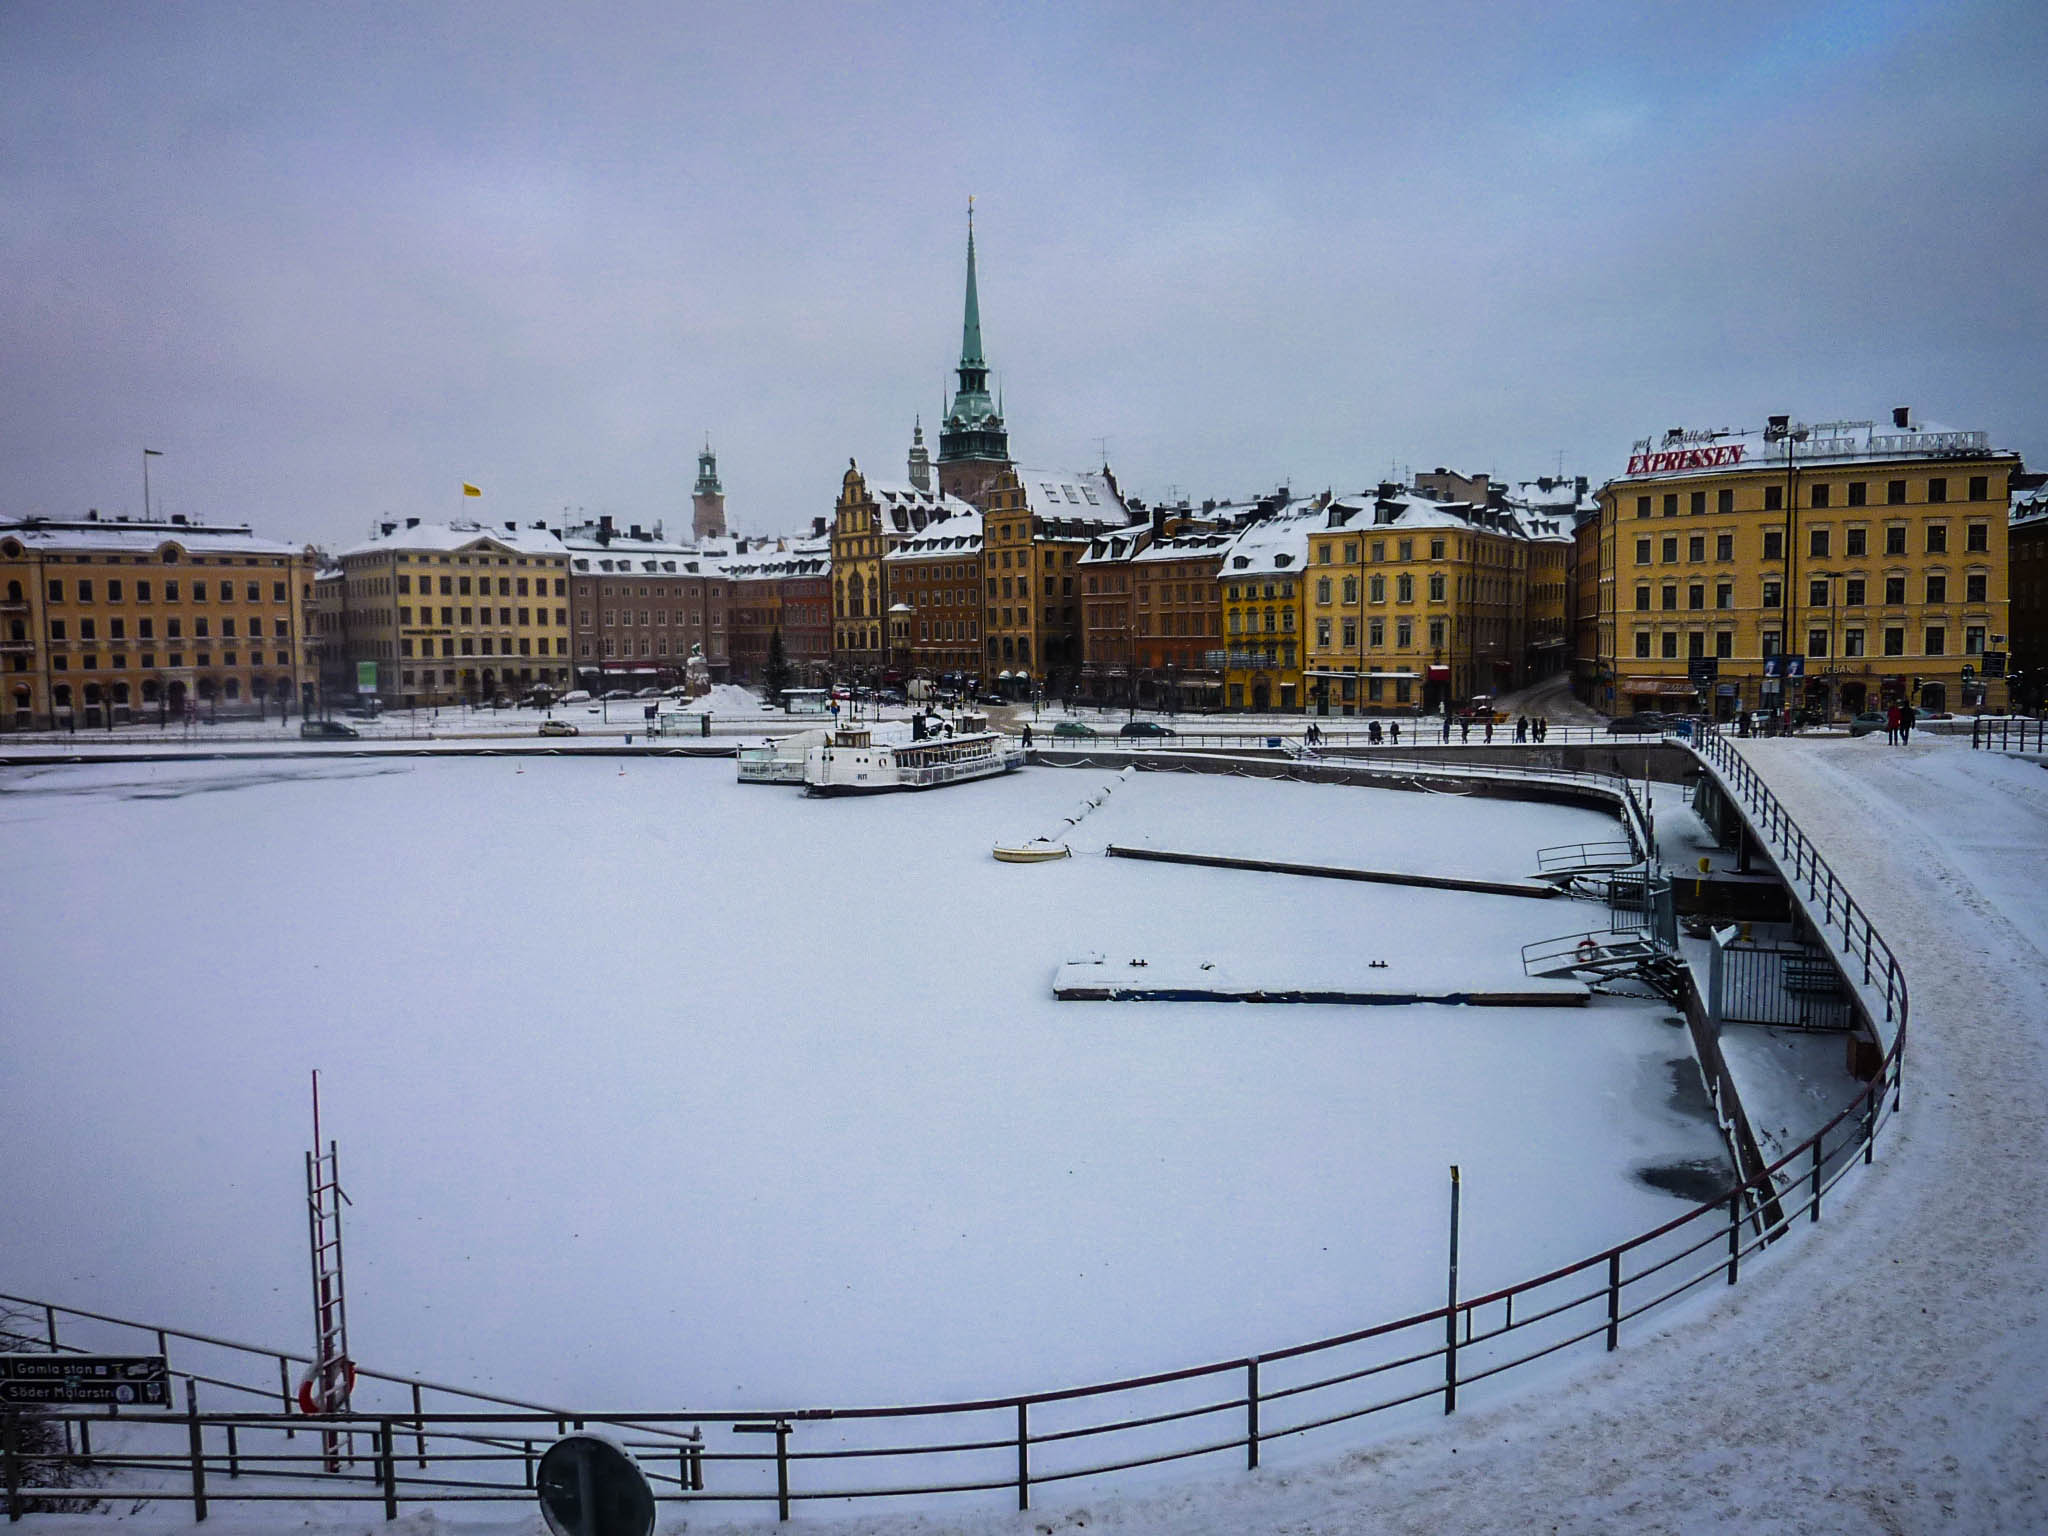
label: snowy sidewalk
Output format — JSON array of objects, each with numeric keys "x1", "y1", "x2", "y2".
[{"x1": 736, "y1": 735, "x2": 2048, "y2": 1536}]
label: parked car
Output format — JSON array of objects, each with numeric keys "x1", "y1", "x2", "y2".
[
  {"x1": 538, "y1": 719, "x2": 580, "y2": 737},
  {"x1": 603, "y1": 689, "x2": 634, "y2": 700},
  {"x1": 1847, "y1": 711, "x2": 1888, "y2": 737},
  {"x1": 1052, "y1": 720, "x2": 1099, "y2": 739},
  {"x1": 633, "y1": 687, "x2": 663, "y2": 699},
  {"x1": 299, "y1": 719, "x2": 360, "y2": 740},
  {"x1": 558, "y1": 690, "x2": 592, "y2": 704},
  {"x1": 978, "y1": 693, "x2": 1007, "y2": 706},
  {"x1": 1119, "y1": 720, "x2": 1176, "y2": 738},
  {"x1": 1606, "y1": 712, "x2": 1669, "y2": 736}
]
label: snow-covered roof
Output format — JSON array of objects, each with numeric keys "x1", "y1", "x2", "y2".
[
  {"x1": 857, "y1": 479, "x2": 977, "y2": 536},
  {"x1": 721, "y1": 541, "x2": 832, "y2": 582},
  {"x1": 1077, "y1": 527, "x2": 1146, "y2": 566},
  {"x1": 2010, "y1": 482, "x2": 2048, "y2": 527},
  {"x1": 1015, "y1": 467, "x2": 1130, "y2": 529},
  {"x1": 0, "y1": 514, "x2": 303, "y2": 559},
  {"x1": 337, "y1": 519, "x2": 566, "y2": 560},
  {"x1": 1134, "y1": 529, "x2": 1235, "y2": 565},
  {"x1": 884, "y1": 508, "x2": 983, "y2": 561},
  {"x1": 1219, "y1": 499, "x2": 1323, "y2": 579}
]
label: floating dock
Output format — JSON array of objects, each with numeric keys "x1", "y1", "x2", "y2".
[
  {"x1": 1104, "y1": 845, "x2": 1559, "y2": 900},
  {"x1": 1053, "y1": 957, "x2": 1589, "y2": 1007}
]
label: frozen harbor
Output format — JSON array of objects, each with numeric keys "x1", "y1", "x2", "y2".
[{"x1": 0, "y1": 757, "x2": 1722, "y2": 1424}]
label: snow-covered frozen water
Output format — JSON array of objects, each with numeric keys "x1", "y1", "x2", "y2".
[{"x1": 0, "y1": 757, "x2": 1719, "y2": 1422}]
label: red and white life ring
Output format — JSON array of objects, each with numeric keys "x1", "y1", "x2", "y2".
[
  {"x1": 1575, "y1": 937, "x2": 1601, "y2": 964},
  {"x1": 297, "y1": 1359, "x2": 357, "y2": 1415}
]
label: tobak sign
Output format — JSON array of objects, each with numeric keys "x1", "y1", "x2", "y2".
[
  {"x1": 0, "y1": 1353, "x2": 172, "y2": 1408},
  {"x1": 1626, "y1": 444, "x2": 1748, "y2": 476}
]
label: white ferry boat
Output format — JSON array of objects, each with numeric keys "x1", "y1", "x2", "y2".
[
  {"x1": 802, "y1": 715, "x2": 1024, "y2": 796},
  {"x1": 736, "y1": 729, "x2": 826, "y2": 785}
]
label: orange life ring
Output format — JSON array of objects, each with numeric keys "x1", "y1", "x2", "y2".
[{"x1": 297, "y1": 1359, "x2": 358, "y2": 1415}]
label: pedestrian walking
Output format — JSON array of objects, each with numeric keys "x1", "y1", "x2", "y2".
[
  {"x1": 1390, "y1": 721, "x2": 1400, "y2": 745},
  {"x1": 1514, "y1": 715, "x2": 1528, "y2": 743},
  {"x1": 1459, "y1": 718, "x2": 1470, "y2": 743},
  {"x1": 1484, "y1": 717, "x2": 1494, "y2": 744},
  {"x1": 1441, "y1": 714, "x2": 1452, "y2": 743},
  {"x1": 1885, "y1": 703, "x2": 1900, "y2": 744},
  {"x1": 1899, "y1": 702, "x2": 1916, "y2": 745}
]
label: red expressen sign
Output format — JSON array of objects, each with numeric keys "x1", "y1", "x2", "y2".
[{"x1": 1626, "y1": 445, "x2": 1747, "y2": 476}]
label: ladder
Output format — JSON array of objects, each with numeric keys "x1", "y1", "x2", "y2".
[{"x1": 305, "y1": 1073, "x2": 354, "y2": 1468}]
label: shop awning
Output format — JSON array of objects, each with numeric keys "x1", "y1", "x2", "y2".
[{"x1": 1426, "y1": 665, "x2": 1450, "y2": 680}]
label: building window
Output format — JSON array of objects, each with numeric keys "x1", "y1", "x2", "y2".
[
  {"x1": 1428, "y1": 617, "x2": 1445, "y2": 647},
  {"x1": 1886, "y1": 525, "x2": 1907, "y2": 556},
  {"x1": 1635, "y1": 586, "x2": 1651, "y2": 612},
  {"x1": 1688, "y1": 536, "x2": 1705, "y2": 562},
  {"x1": 1396, "y1": 574, "x2": 1413, "y2": 602},
  {"x1": 1315, "y1": 577, "x2": 1330, "y2": 604},
  {"x1": 1885, "y1": 575, "x2": 1906, "y2": 605},
  {"x1": 1966, "y1": 573, "x2": 1987, "y2": 603},
  {"x1": 1846, "y1": 528, "x2": 1867, "y2": 556},
  {"x1": 1926, "y1": 525, "x2": 1947, "y2": 554},
  {"x1": 1634, "y1": 539, "x2": 1651, "y2": 566},
  {"x1": 1845, "y1": 578, "x2": 1866, "y2": 606},
  {"x1": 1808, "y1": 629, "x2": 1829, "y2": 658},
  {"x1": 1715, "y1": 582, "x2": 1732, "y2": 610},
  {"x1": 1687, "y1": 585, "x2": 1704, "y2": 610},
  {"x1": 1661, "y1": 585, "x2": 1677, "y2": 611},
  {"x1": 1844, "y1": 628, "x2": 1864, "y2": 657},
  {"x1": 1928, "y1": 477, "x2": 1947, "y2": 503},
  {"x1": 1715, "y1": 533, "x2": 1733, "y2": 561},
  {"x1": 1715, "y1": 629, "x2": 1733, "y2": 659},
  {"x1": 1661, "y1": 631, "x2": 1678, "y2": 659},
  {"x1": 1887, "y1": 480, "x2": 1907, "y2": 505},
  {"x1": 1883, "y1": 627, "x2": 1905, "y2": 656},
  {"x1": 1689, "y1": 491, "x2": 1706, "y2": 515},
  {"x1": 1662, "y1": 494, "x2": 1678, "y2": 517},
  {"x1": 1808, "y1": 579, "x2": 1829, "y2": 608},
  {"x1": 1925, "y1": 574, "x2": 1946, "y2": 604},
  {"x1": 1966, "y1": 523, "x2": 1988, "y2": 552},
  {"x1": 1762, "y1": 530, "x2": 1783, "y2": 561},
  {"x1": 1396, "y1": 618, "x2": 1412, "y2": 648},
  {"x1": 1925, "y1": 626, "x2": 1946, "y2": 656},
  {"x1": 1635, "y1": 496, "x2": 1651, "y2": 519},
  {"x1": 1764, "y1": 486, "x2": 1783, "y2": 512},
  {"x1": 1810, "y1": 529, "x2": 1829, "y2": 558},
  {"x1": 1762, "y1": 631, "x2": 1781, "y2": 657},
  {"x1": 1427, "y1": 573, "x2": 1445, "y2": 601},
  {"x1": 1634, "y1": 631, "x2": 1651, "y2": 659},
  {"x1": 1661, "y1": 537, "x2": 1678, "y2": 563},
  {"x1": 1762, "y1": 580, "x2": 1781, "y2": 608},
  {"x1": 1368, "y1": 618, "x2": 1384, "y2": 647}
]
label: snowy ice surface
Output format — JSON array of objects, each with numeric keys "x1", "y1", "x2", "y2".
[
  {"x1": 0, "y1": 764, "x2": 1714, "y2": 1416},
  {"x1": 9, "y1": 737, "x2": 2038, "y2": 1532}
]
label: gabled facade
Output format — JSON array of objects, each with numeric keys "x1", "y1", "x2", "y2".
[
  {"x1": 831, "y1": 463, "x2": 975, "y2": 681},
  {"x1": 980, "y1": 465, "x2": 1133, "y2": 696}
]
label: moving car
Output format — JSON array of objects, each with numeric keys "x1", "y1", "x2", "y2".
[
  {"x1": 559, "y1": 690, "x2": 592, "y2": 704},
  {"x1": 538, "y1": 719, "x2": 580, "y2": 737},
  {"x1": 1051, "y1": 720, "x2": 1099, "y2": 739},
  {"x1": 1119, "y1": 720, "x2": 1176, "y2": 738},
  {"x1": 299, "y1": 719, "x2": 360, "y2": 740},
  {"x1": 1606, "y1": 712, "x2": 1670, "y2": 736},
  {"x1": 1848, "y1": 711, "x2": 1889, "y2": 737}
]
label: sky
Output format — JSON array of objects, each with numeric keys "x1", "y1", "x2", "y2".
[{"x1": 4, "y1": 0, "x2": 2045, "y2": 550}]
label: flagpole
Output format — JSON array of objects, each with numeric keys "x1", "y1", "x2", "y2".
[{"x1": 143, "y1": 448, "x2": 163, "y2": 519}]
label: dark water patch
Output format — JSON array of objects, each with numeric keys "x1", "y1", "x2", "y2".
[
  {"x1": 0, "y1": 764, "x2": 409, "y2": 800},
  {"x1": 1636, "y1": 1157, "x2": 1733, "y2": 1203},
  {"x1": 1665, "y1": 1055, "x2": 1716, "y2": 1121}
]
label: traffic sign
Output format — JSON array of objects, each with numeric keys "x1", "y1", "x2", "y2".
[
  {"x1": 0, "y1": 1354, "x2": 171, "y2": 1408},
  {"x1": 1985, "y1": 650, "x2": 2008, "y2": 678},
  {"x1": 536, "y1": 1433, "x2": 656, "y2": 1536}
]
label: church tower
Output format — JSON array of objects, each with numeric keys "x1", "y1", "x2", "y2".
[
  {"x1": 936, "y1": 203, "x2": 1012, "y2": 507},
  {"x1": 692, "y1": 441, "x2": 727, "y2": 541},
  {"x1": 907, "y1": 416, "x2": 932, "y2": 491}
]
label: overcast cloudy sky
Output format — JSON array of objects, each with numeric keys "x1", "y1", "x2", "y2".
[{"x1": 5, "y1": 1, "x2": 2044, "y2": 547}]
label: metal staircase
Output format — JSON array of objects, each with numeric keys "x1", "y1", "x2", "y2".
[{"x1": 304, "y1": 1073, "x2": 355, "y2": 1468}]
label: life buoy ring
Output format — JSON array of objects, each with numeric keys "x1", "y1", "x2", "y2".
[
  {"x1": 1575, "y1": 937, "x2": 1601, "y2": 964},
  {"x1": 297, "y1": 1359, "x2": 357, "y2": 1415}
]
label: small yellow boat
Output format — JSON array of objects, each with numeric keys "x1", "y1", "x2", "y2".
[{"x1": 992, "y1": 840, "x2": 1071, "y2": 863}]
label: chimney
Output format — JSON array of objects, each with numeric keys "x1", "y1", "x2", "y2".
[
  {"x1": 1892, "y1": 406, "x2": 1911, "y2": 430},
  {"x1": 597, "y1": 515, "x2": 613, "y2": 547},
  {"x1": 1150, "y1": 504, "x2": 1166, "y2": 541},
  {"x1": 812, "y1": 516, "x2": 827, "y2": 537},
  {"x1": 379, "y1": 520, "x2": 394, "y2": 536},
  {"x1": 630, "y1": 524, "x2": 643, "y2": 540},
  {"x1": 1202, "y1": 498, "x2": 1216, "y2": 514},
  {"x1": 505, "y1": 521, "x2": 516, "y2": 532},
  {"x1": 87, "y1": 509, "x2": 97, "y2": 521},
  {"x1": 406, "y1": 517, "x2": 420, "y2": 529}
]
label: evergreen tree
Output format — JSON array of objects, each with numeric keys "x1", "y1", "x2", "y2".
[{"x1": 764, "y1": 627, "x2": 792, "y2": 704}]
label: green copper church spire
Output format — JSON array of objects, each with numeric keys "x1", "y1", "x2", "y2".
[
  {"x1": 939, "y1": 198, "x2": 1007, "y2": 493},
  {"x1": 960, "y1": 199, "x2": 985, "y2": 369}
]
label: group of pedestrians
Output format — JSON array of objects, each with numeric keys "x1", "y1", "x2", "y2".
[{"x1": 1884, "y1": 702, "x2": 1918, "y2": 745}]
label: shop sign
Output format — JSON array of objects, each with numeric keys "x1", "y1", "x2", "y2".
[{"x1": 1627, "y1": 444, "x2": 1748, "y2": 476}]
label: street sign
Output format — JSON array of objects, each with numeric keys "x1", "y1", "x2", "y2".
[
  {"x1": 1688, "y1": 657, "x2": 1719, "y2": 686},
  {"x1": 356, "y1": 660, "x2": 379, "y2": 695},
  {"x1": 536, "y1": 1433, "x2": 656, "y2": 1536},
  {"x1": 1985, "y1": 650, "x2": 2008, "y2": 678},
  {"x1": 0, "y1": 1354, "x2": 171, "y2": 1408}
]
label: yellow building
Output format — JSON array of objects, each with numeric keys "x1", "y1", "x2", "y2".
[
  {"x1": 2, "y1": 512, "x2": 316, "y2": 729},
  {"x1": 1597, "y1": 412, "x2": 2022, "y2": 718},
  {"x1": 830, "y1": 462, "x2": 973, "y2": 682},
  {"x1": 1302, "y1": 488, "x2": 1532, "y2": 715},
  {"x1": 980, "y1": 465, "x2": 1131, "y2": 697},
  {"x1": 334, "y1": 518, "x2": 572, "y2": 707},
  {"x1": 1219, "y1": 497, "x2": 1322, "y2": 711}
]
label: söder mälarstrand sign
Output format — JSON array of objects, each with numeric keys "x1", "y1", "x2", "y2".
[{"x1": 0, "y1": 1353, "x2": 172, "y2": 1407}]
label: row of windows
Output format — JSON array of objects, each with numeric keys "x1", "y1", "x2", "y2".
[
  {"x1": 398, "y1": 636, "x2": 569, "y2": 658},
  {"x1": 1633, "y1": 475, "x2": 1993, "y2": 518},
  {"x1": 397, "y1": 573, "x2": 566, "y2": 598},
  {"x1": 1628, "y1": 624, "x2": 1985, "y2": 659},
  {"x1": 1309, "y1": 617, "x2": 1450, "y2": 649},
  {"x1": 44, "y1": 615, "x2": 290, "y2": 641},
  {"x1": 41, "y1": 649, "x2": 296, "y2": 672},
  {"x1": 42, "y1": 577, "x2": 289, "y2": 604},
  {"x1": 398, "y1": 666, "x2": 572, "y2": 687},
  {"x1": 1632, "y1": 522, "x2": 1989, "y2": 565},
  {"x1": 1632, "y1": 573, "x2": 1992, "y2": 610},
  {"x1": 398, "y1": 606, "x2": 566, "y2": 628}
]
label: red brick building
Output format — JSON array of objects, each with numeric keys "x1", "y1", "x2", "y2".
[{"x1": 563, "y1": 519, "x2": 729, "y2": 690}]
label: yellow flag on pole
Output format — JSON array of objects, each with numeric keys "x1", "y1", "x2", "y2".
[{"x1": 462, "y1": 483, "x2": 482, "y2": 497}]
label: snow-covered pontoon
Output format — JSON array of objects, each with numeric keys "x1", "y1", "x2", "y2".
[
  {"x1": 736, "y1": 729, "x2": 826, "y2": 785},
  {"x1": 802, "y1": 716, "x2": 1023, "y2": 796}
]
